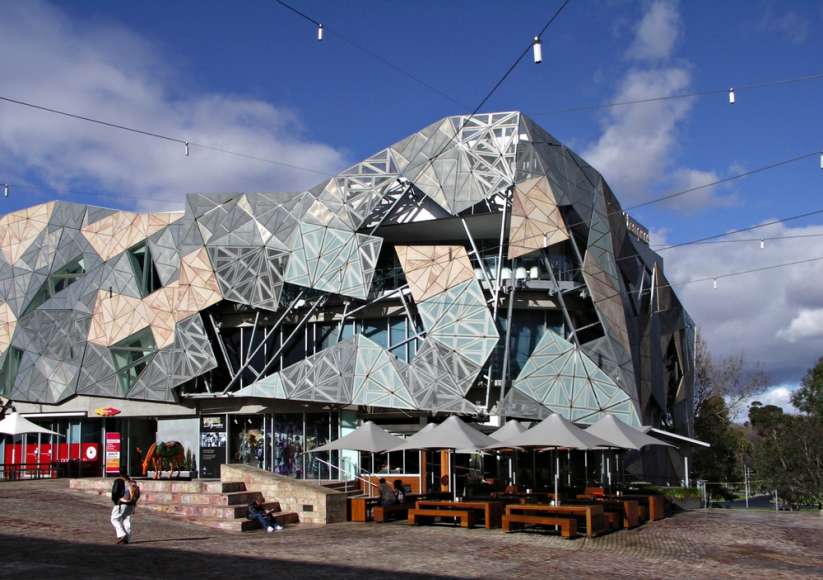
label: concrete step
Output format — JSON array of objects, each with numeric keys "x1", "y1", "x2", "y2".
[
  {"x1": 222, "y1": 491, "x2": 264, "y2": 506},
  {"x1": 140, "y1": 501, "x2": 282, "y2": 520},
  {"x1": 197, "y1": 511, "x2": 301, "y2": 532}
]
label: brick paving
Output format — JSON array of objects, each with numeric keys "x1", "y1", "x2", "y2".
[{"x1": 1, "y1": 480, "x2": 822, "y2": 579}]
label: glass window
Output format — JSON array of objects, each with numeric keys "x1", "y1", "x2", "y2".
[
  {"x1": 23, "y1": 256, "x2": 86, "y2": 315},
  {"x1": 388, "y1": 317, "x2": 407, "y2": 361},
  {"x1": 127, "y1": 242, "x2": 162, "y2": 297},
  {"x1": 362, "y1": 320, "x2": 388, "y2": 349},
  {"x1": 0, "y1": 346, "x2": 22, "y2": 396},
  {"x1": 404, "y1": 450, "x2": 420, "y2": 474},
  {"x1": 387, "y1": 450, "x2": 404, "y2": 473},
  {"x1": 111, "y1": 328, "x2": 156, "y2": 394}
]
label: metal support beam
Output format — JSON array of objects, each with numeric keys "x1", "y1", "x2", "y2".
[
  {"x1": 336, "y1": 301, "x2": 350, "y2": 343},
  {"x1": 461, "y1": 217, "x2": 494, "y2": 292},
  {"x1": 245, "y1": 311, "x2": 260, "y2": 364},
  {"x1": 243, "y1": 295, "x2": 328, "y2": 390},
  {"x1": 498, "y1": 258, "x2": 517, "y2": 411},
  {"x1": 540, "y1": 250, "x2": 580, "y2": 347},
  {"x1": 208, "y1": 313, "x2": 235, "y2": 376},
  {"x1": 344, "y1": 284, "x2": 409, "y2": 318},
  {"x1": 368, "y1": 183, "x2": 411, "y2": 235},
  {"x1": 219, "y1": 291, "x2": 304, "y2": 393}
]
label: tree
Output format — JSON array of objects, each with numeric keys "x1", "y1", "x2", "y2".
[
  {"x1": 792, "y1": 356, "x2": 823, "y2": 418},
  {"x1": 692, "y1": 332, "x2": 768, "y2": 421},
  {"x1": 749, "y1": 404, "x2": 823, "y2": 507},
  {"x1": 693, "y1": 395, "x2": 748, "y2": 487}
]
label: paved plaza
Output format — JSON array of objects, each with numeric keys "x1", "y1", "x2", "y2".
[{"x1": 1, "y1": 480, "x2": 822, "y2": 579}]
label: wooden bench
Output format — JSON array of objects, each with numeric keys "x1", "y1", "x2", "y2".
[
  {"x1": 373, "y1": 503, "x2": 410, "y2": 522},
  {"x1": 408, "y1": 508, "x2": 475, "y2": 528},
  {"x1": 502, "y1": 513, "x2": 578, "y2": 538}
]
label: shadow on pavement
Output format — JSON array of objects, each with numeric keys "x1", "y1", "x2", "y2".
[{"x1": 0, "y1": 533, "x2": 458, "y2": 580}]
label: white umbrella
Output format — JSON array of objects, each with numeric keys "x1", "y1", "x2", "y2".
[
  {"x1": 392, "y1": 416, "x2": 496, "y2": 500},
  {"x1": 0, "y1": 413, "x2": 62, "y2": 470},
  {"x1": 487, "y1": 414, "x2": 612, "y2": 505},
  {"x1": 310, "y1": 421, "x2": 403, "y2": 453},
  {"x1": 585, "y1": 414, "x2": 674, "y2": 488},
  {"x1": 489, "y1": 419, "x2": 529, "y2": 486}
]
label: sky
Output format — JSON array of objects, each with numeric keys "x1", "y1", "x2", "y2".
[{"x1": 1, "y1": 0, "x2": 823, "y2": 412}]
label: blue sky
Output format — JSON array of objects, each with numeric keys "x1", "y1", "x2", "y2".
[{"x1": 2, "y1": 0, "x2": 823, "y2": 409}]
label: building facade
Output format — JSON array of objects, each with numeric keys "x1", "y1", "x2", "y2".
[{"x1": 1, "y1": 112, "x2": 694, "y2": 483}]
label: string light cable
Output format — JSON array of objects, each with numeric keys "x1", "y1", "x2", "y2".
[
  {"x1": 0, "y1": 95, "x2": 335, "y2": 178},
  {"x1": 537, "y1": 71, "x2": 823, "y2": 115},
  {"x1": 272, "y1": 0, "x2": 467, "y2": 109}
]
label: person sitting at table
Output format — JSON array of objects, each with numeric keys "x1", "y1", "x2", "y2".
[
  {"x1": 378, "y1": 478, "x2": 396, "y2": 506},
  {"x1": 392, "y1": 479, "x2": 406, "y2": 503}
]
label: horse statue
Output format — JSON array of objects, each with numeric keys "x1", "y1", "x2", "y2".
[{"x1": 138, "y1": 441, "x2": 186, "y2": 480}]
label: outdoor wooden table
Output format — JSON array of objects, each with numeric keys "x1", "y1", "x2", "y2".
[
  {"x1": 504, "y1": 503, "x2": 606, "y2": 538},
  {"x1": 414, "y1": 500, "x2": 503, "y2": 529},
  {"x1": 605, "y1": 494, "x2": 664, "y2": 521},
  {"x1": 569, "y1": 497, "x2": 640, "y2": 529},
  {"x1": 349, "y1": 496, "x2": 380, "y2": 522}
]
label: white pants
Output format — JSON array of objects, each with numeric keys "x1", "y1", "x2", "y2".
[{"x1": 111, "y1": 504, "x2": 133, "y2": 539}]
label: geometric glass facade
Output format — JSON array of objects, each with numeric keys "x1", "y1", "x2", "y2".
[{"x1": 0, "y1": 111, "x2": 694, "y2": 441}]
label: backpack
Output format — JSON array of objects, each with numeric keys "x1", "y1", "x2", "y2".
[
  {"x1": 111, "y1": 477, "x2": 126, "y2": 505},
  {"x1": 129, "y1": 482, "x2": 141, "y2": 505}
]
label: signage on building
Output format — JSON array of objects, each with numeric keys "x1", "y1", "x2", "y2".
[
  {"x1": 95, "y1": 407, "x2": 121, "y2": 417},
  {"x1": 105, "y1": 432, "x2": 121, "y2": 475},
  {"x1": 623, "y1": 212, "x2": 650, "y2": 244},
  {"x1": 199, "y1": 416, "x2": 226, "y2": 478}
]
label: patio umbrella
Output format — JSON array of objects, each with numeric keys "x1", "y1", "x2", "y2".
[
  {"x1": 392, "y1": 416, "x2": 496, "y2": 500},
  {"x1": 0, "y1": 412, "x2": 62, "y2": 467},
  {"x1": 585, "y1": 414, "x2": 674, "y2": 488},
  {"x1": 310, "y1": 421, "x2": 403, "y2": 453},
  {"x1": 489, "y1": 419, "x2": 529, "y2": 486},
  {"x1": 487, "y1": 413, "x2": 612, "y2": 505}
]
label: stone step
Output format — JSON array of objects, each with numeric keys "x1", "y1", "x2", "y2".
[
  {"x1": 140, "y1": 501, "x2": 282, "y2": 520},
  {"x1": 68, "y1": 478, "x2": 244, "y2": 495},
  {"x1": 197, "y1": 511, "x2": 301, "y2": 532}
]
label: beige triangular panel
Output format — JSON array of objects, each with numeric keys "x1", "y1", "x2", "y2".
[
  {"x1": 0, "y1": 202, "x2": 56, "y2": 264},
  {"x1": 508, "y1": 176, "x2": 569, "y2": 259},
  {"x1": 82, "y1": 211, "x2": 183, "y2": 261},
  {"x1": 396, "y1": 245, "x2": 474, "y2": 303},
  {"x1": 0, "y1": 302, "x2": 17, "y2": 354}
]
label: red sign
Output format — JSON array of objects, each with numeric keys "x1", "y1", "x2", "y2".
[
  {"x1": 95, "y1": 407, "x2": 121, "y2": 417},
  {"x1": 105, "y1": 432, "x2": 121, "y2": 475}
]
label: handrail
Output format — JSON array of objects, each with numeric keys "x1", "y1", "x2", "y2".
[{"x1": 309, "y1": 456, "x2": 380, "y2": 495}]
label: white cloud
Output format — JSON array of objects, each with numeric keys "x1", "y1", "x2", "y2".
[
  {"x1": 663, "y1": 222, "x2": 823, "y2": 384},
  {"x1": 584, "y1": 0, "x2": 728, "y2": 211},
  {"x1": 777, "y1": 309, "x2": 823, "y2": 342},
  {"x1": 584, "y1": 67, "x2": 693, "y2": 200},
  {"x1": 756, "y1": 2, "x2": 811, "y2": 45},
  {"x1": 731, "y1": 384, "x2": 798, "y2": 422},
  {"x1": 0, "y1": 1, "x2": 347, "y2": 210},
  {"x1": 626, "y1": 0, "x2": 682, "y2": 62}
]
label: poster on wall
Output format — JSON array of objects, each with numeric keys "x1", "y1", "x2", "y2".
[
  {"x1": 199, "y1": 416, "x2": 226, "y2": 478},
  {"x1": 105, "y1": 432, "x2": 121, "y2": 475}
]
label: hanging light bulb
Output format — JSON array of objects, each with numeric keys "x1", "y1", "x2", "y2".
[
  {"x1": 184, "y1": 142, "x2": 190, "y2": 157},
  {"x1": 532, "y1": 36, "x2": 543, "y2": 64},
  {"x1": 760, "y1": 239, "x2": 765, "y2": 249},
  {"x1": 317, "y1": 23, "x2": 324, "y2": 41},
  {"x1": 820, "y1": 150, "x2": 823, "y2": 170},
  {"x1": 2, "y1": 183, "x2": 8, "y2": 198},
  {"x1": 728, "y1": 87, "x2": 735, "y2": 104},
  {"x1": 712, "y1": 278, "x2": 718, "y2": 289}
]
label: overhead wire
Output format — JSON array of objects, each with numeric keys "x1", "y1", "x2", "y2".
[
  {"x1": 272, "y1": 0, "x2": 467, "y2": 109},
  {"x1": 537, "y1": 71, "x2": 823, "y2": 115}
]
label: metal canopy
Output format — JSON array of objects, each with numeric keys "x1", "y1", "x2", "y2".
[
  {"x1": 309, "y1": 420, "x2": 403, "y2": 453},
  {"x1": 585, "y1": 414, "x2": 675, "y2": 450}
]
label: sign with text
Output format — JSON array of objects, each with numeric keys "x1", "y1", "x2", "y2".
[
  {"x1": 199, "y1": 416, "x2": 226, "y2": 478},
  {"x1": 105, "y1": 432, "x2": 121, "y2": 475}
]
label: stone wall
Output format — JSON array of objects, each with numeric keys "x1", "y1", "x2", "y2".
[{"x1": 220, "y1": 464, "x2": 347, "y2": 525}]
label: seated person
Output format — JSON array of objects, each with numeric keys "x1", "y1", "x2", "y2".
[
  {"x1": 392, "y1": 479, "x2": 406, "y2": 503},
  {"x1": 378, "y1": 478, "x2": 396, "y2": 506},
  {"x1": 247, "y1": 497, "x2": 284, "y2": 532}
]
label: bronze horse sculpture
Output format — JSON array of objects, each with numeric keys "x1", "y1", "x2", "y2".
[{"x1": 138, "y1": 441, "x2": 186, "y2": 480}]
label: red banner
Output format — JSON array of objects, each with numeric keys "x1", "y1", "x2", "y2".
[{"x1": 105, "y1": 432, "x2": 121, "y2": 475}]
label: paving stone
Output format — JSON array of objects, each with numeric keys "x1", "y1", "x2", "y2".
[{"x1": 1, "y1": 480, "x2": 822, "y2": 579}]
